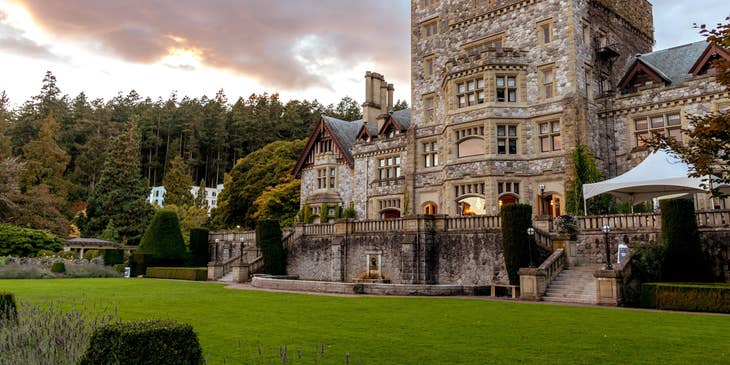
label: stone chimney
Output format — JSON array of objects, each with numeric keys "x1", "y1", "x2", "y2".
[{"x1": 362, "y1": 71, "x2": 391, "y2": 128}]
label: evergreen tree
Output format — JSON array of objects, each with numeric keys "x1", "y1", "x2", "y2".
[
  {"x1": 137, "y1": 209, "x2": 187, "y2": 266},
  {"x1": 84, "y1": 123, "x2": 152, "y2": 244},
  {"x1": 20, "y1": 114, "x2": 71, "y2": 198},
  {"x1": 393, "y1": 99, "x2": 409, "y2": 111},
  {"x1": 565, "y1": 145, "x2": 606, "y2": 215},
  {"x1": 163, "y1": 155, "x2": 194, "y2": 206}
]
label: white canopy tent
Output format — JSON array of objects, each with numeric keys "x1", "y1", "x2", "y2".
[{"x1": 582, "y1": 149, "x2": 710, "y2": 214}]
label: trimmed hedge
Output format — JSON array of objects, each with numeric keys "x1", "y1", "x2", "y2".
[
  {"x1": 640, "y1": 283, "x2": 730, "y2": 313},
  {"x1": 79, "y1": 320, "x2": 204, "y2": 365},
  {"x1": 256, "y1": 219, "x2": 285, "y2": 275},
  {"x1": 660, "y1": 198, "x2": 711, "y2": 282},
  {"x1": 51, "y1": 261, "x2": 66, "y2": 273},
  {"x1": 500, "y1": 204, "x2": 534, "y2": 285},
  {"x1": 103, "y1": 249, "x2": 124, "y2": 266},
  {"x1": 137, "y1": 209, "x2": 187, "y2": 266},
  {"x1": 146, "y1": 267, "x2": 207, "y2": 281},
  {"x1": 188, "y1": 227, "x2": 210, "y2": 267},
  {"x1": 0, "y1": 224, "x2": 64, "y2": 257},
  {"x1": 0, "y1": 292, "x2": 17, "y2": 324}
]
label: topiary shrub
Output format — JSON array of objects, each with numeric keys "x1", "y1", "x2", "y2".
[
  {"x1": 500, "y1": 204, "x2": 534, "y2": 285},
  {"x1": 188, "y1": 228, "x2": 210, "y2": 267},
  {"x1": 0, "y1": 292, "x2": 17, "y2": 324},
  {"x1": 79, "y1": 320, "x2": 204, "y2": 365},
  {"x1": 130, "y1": 253, "x2": 154, "y2": 277},
  {"x1": 137, "y1": 209, "x2": 187, "y2": 267},
  {"x1": 660, "y1": 198, "x2": 711, "y2": 282},
  {"x1": 256, "y1": 219, "x2": 286, "y2": 275},
  {"x1": 102, "y1": 249, "x2": 124, "y2": 266},
  {"x1": 51, "y1": 261, "x2": 66, "y2": 273}
]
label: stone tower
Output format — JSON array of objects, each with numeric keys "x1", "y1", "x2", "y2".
[{"x1": 407, "y1": 0, "x2": 653, "y2": 217}]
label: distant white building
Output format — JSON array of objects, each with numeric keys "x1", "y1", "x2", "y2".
[{"x1": 148, "y1": 184, "x2": 224, "y2": 211}]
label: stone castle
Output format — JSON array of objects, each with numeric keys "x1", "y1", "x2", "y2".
[{"x1": 293, "y1": 0, "x2": 730, "y2": 222}]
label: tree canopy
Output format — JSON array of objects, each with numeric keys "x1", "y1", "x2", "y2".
[
  {"x1": 212, "y1": 139, "x2": 306, "y2": 229},
  {"x1": 163, "y1": 155, "x2": 194, "y2": 207}
]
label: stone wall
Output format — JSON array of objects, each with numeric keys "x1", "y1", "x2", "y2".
[{"x1": 285, "y1": 217, "x2": 509, "y2": 285}]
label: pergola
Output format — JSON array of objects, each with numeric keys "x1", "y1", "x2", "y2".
[{"x1": 64, "y1": 237, "x2": 133, "y2": 258}]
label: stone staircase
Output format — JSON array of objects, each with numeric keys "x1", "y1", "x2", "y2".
[
  {"x1": 542, "y1": 264, "x2": 602, "y2": 304},
  {"x1": 218, "y1": 271, "x2": 235, "y2": 283}
]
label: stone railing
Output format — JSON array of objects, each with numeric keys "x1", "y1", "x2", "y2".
[
  {"x1": 577, "y1": 213, "x2": 660, "y2": 231},
  {"x1": 518, "y1": 248, "x2": 566, "y2": 301},
  {"x1": 578, "y1": 209, "x2": 730, "y2": 231},
  {"x1": 534, "y1": 228, "x2": 552, "y2": 250},
  {"x1": 445, "y1": 215, "x2": 501, "y2": 231},
  {"x1": 351, "y1": 219, "x2": 402, "y2": 233},
  {"x1": 209, "y1": 230, "x2": 256, "y2": 242},
  {"x1": 695, "y1": 209, "x2": 730, "y2": 227},
  {"x1": 302, "y1": 223, "x2": 334, "y2": 236}
]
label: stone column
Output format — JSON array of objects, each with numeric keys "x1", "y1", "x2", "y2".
[
  {"x1": 207, "y1": 261, "x2": 224, "y2": 281},
  {"x1": 232, "y1": 263, "x2": 251, "y2": 283}
]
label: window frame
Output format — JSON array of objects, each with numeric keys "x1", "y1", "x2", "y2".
[
  {"x1": 538, "y1": 121, "x2": 561, "y2": 152},
  {"x1": 377, "y1": 156, "x2": 402, "y2": 182},
  {"x1": 422, "y1": 141, "x2": 439, "y2": 168},
  {"x1": 496, "y1": 124, "x2": 518, "y2": 155},
  {"x1": 536, "y1": 18, "x2": 554, "y2": 45},
  {"x1": 455, "y1": 76, "x2": 486, "y2": 109},
  {"x1": 495, "y1": 75, "x2": 518, "y2": 103},
  {"x1": 538, "y1": 65, "x2": 556, "y2": 100},
  {"x1": 634, "y1": 113, "x2": 682, "y2": 147}
]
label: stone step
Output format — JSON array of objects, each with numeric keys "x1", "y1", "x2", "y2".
[{"x1": 543, "y1": 297, "x2": 595, "y2": 304}]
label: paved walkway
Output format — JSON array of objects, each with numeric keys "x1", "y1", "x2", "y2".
[{"x1": 222, "y1": 282, "x2": 729, "y2": 316}]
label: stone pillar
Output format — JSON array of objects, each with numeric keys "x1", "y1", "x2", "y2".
[
  {"x1": 207, "y1": 262, "x2": 224, "y2": 281},
  {"x1": 387, "y1": 83, "x2": 394, "y2": 111},
  {"x1": 594, "y1": 269, "x2": 621, "y2": 306},
  {"x1": 232, "y1": 263, "x2": 251, "y2": 283},
  {"x1": 518, "y1": 267, "x2": 547, "y2": 301}
]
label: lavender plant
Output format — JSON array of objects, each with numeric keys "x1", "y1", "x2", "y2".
[{"x1": 0, "y1": 301, "x2": 119, "y2": 365}]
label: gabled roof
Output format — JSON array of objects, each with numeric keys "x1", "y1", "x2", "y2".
[
  {"x1": 378, "y1": 108, "x2": 412, "y2": 136},
  {"x1": 292, "y1": 115, "x2": 362, "y2": 176},
  {"x1": 356, "y1": 122, "x2": 379, "y2": 141},
  {"x1": 619, "y1": 41, "x2": 709, "y2": 90},
  {"x1": 689, "y1": 43, "x2": 730, "y2": 76}
]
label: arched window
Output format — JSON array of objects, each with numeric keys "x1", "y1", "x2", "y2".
[
  {"x1": 423, "y1": 202, "x2": 438, "y2": 215},
  {"x1": 457, "y1": 138, "x2": 485, "y2": 157},
  {"x1": 457, "y1": 196, "x2": 486, "y2": 215},
  {"x1": 381, "y1": 209, "x2": 401, "y2": 219}
]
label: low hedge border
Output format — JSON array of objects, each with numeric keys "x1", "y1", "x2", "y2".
[
  {"x1": 640, "y1": 283, "x2": 730, "y2": 313},
  {"x1": 145, "y1": 267, "x2": 207, "y2": 281},
  {"x1": 79, "y1": 320, "x2": 204, "y2": 365}
]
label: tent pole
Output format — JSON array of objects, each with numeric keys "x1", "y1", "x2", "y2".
[{"x1": 583, "y1": 198, "x2": 587, "y2": 216}]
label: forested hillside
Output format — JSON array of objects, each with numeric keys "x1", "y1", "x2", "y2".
[{"x1": 0, "y1": 71, "x2": 386, "y2": 235}]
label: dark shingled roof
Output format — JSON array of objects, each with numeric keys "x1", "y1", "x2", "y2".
[
  {"x1": 390, "y1": 108, "x2": 411, "y2": 130},
  {"x1": 625, "y1": 41, "x2": 709, "y2": 85},
  {"x1": 322, "y1": 115, "x2": 363, "y2": 163}
]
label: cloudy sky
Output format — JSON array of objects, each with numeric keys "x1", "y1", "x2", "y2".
[{"x1": 0, "y1": 0, "x2": 727, "y2": 107}]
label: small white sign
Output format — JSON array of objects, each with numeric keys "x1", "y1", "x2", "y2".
[
  {"x1": 124, "y1": 267, "x2": 131, "y2": 278},
  {"x1": 617, "y1": 244, "x2": 629, "y2": 264}
]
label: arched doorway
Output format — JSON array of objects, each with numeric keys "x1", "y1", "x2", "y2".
[
  {"x1": 498, "y1": 194, "x2": 519, "y2": 207},
  {"x1": 381, "y1": 209, "x2": 401, "y2": 219},
  {"x1": 423, "y1": 202, "x2": 438, "y2": 215}
]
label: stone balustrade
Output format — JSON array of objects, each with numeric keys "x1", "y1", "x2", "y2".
[
  {"x1": 519, "y1": 248, "x2": 566, "y2": 301},
  {"x1": 445, "y1": 215, "x2": 500, "y2": 231}
]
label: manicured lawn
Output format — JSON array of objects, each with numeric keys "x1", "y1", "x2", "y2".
[{"x1": 3, "y1": 278, "x2": 729, "y2": 364}]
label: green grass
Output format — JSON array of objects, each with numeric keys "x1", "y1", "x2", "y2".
[{"x1": 2, "y1": 278, "x2": 729, "y2": 364}]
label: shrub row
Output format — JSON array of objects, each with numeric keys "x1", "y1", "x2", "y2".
[
  {"x1": 145, "y1": 267, "x2": 207, "y2": 281},
  {"x1": 640, "y1": 283, "x2": 730, "y2": 313},
  {"x1": 0, "y1": 224, "x2": 64, "y2": 257},
  {"x1": 79, "y1": 320, "x2": 204, "y2": 365}
]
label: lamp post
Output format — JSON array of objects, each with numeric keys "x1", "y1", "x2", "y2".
[
  {"x1": 602, "y1": 224, "x2": 612, "y2": 270},
  {"x1": 239, "y1": 237, "x2": 245, "y2": 264},
  {"x1": 527, "y1": 227, "x2": 536, "y2": 267},
  {"x1": 538, "y1": 184, "x2": 546, "y2": 217},
  {"x1": 214, "y1": 239, "x2": 220, "y2": 263}
]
